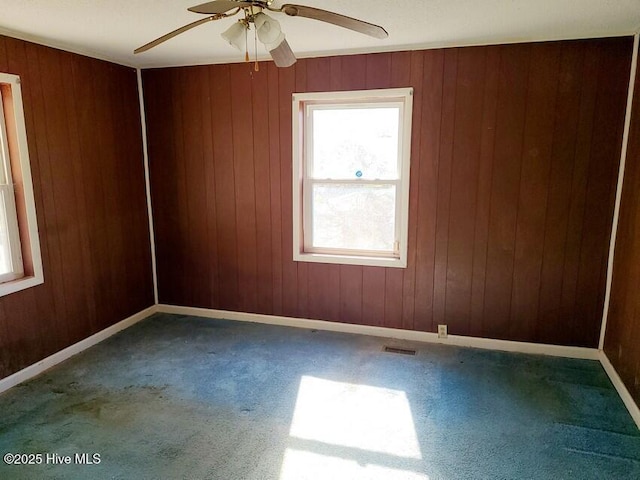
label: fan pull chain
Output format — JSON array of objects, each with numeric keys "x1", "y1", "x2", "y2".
[
  {"x1": 254, "y1": 27, "x2": 259, "y2": 72},
  {"x1": 244, "y1": 26, "x2": 249, "y2": 62}
]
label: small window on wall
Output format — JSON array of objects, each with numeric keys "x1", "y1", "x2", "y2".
[
  {"x1": 0, "y1": 73, "x2": 43, "y2": 296},
  {"x1": 292, "y1": 88, "x2": 413, "y2": 268}
]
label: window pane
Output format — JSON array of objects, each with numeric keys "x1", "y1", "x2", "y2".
[
  {"x1": 311, "y1": 184, "x2": 396, "y2": 252},
  {"x1": 0, "y1": 122, "x2": 8, "y2": 185},
  {"x1": 0, "y1": 192, "x2": 12, "y2": 275},
  {"x1": 311, "y1": 107, "x2": 399, "y2": 180},
  {"x1": 0, "y1": 163, "x2": 6, "y2": 185}
]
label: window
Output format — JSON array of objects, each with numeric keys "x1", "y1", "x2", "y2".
[
  {"x1": 0, "y1": 97, "x2": 23, "y2": 283},
  {"x1": 292, "y1": 88, "x2": 413, "y2": 268},
  {"x1": 0, "y1": 73, "x2": 43, "y2": 296}
]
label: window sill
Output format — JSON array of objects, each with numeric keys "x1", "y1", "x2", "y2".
[
  {"x1": 0, "y1": 274, "x2": 44, "y2": 298},
  {"x1": 294, "y1": 252, "x2": 406, "y2": 268}
]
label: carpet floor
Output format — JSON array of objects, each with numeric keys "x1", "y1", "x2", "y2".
[{"x1": 0, "y1": 313, "x2": 639, "y2": 479}]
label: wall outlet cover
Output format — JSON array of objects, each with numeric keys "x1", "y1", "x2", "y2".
[{"x1": 438, "y1": 324, "x2": 448, "y2": 338}]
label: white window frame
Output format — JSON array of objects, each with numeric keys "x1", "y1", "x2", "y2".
[
  {"x1": 0, "y1": 73, "x2": 44, "y2": 297},
  {"x1": 292, "y1": 88, "x2": 413, "y2": 268}
]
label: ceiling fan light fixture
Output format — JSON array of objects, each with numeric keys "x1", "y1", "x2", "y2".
[
  {"x1": 221, "y1": 20, "x2": 247, "y2": 51},
  {"x1": 269, "y1": 37, "x2": 296, "y2": 67},
  {"x1": 254, "y1": 12, "x2": 282, "y2": 45},
  {"x1": 265, "y1": 32, "x2": 286, "y2": 51},
  {"x1": 135, "y1": 1, "x2": 387, "y2": 68}
]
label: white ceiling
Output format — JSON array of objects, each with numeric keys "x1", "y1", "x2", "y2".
[{"x1": 0, "y1": 0, "x2": 639, "y2": 69}]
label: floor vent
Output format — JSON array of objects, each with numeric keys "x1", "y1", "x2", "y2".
[{"x1": 383, "y1": 346, "x2": 416, "y2": 356}]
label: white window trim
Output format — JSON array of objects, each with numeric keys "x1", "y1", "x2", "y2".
[
  {"x1": 292, "y1": 88, "x2": 413, "y2": 268},
  {"x1": 0, "y1": 72, "x2": 44, "y2": 297}
]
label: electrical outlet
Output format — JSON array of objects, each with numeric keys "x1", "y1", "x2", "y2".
[{"x1": 437, "y1": 324, "x2": 448, "y2": 338}]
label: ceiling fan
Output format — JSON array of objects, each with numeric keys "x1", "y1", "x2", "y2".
[{"x1": 134, "y1": 1, "x2": 388, "y2": 68}]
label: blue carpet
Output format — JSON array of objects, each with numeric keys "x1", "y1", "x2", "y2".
[{"x1": 0, "y1": 313, "x2": 638, "y2": 479}]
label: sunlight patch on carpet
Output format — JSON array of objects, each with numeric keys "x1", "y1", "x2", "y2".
[
  {"x1": 279, "y1": 448, "x2": 429, "y2": 480},
  {"x1": 279, "y1": 375, "x2": 427, "y2": 479}
]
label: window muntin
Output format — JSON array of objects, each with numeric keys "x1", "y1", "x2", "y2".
[{"x1": 293, "y1": 88, "x2": 413, "y2": 268}]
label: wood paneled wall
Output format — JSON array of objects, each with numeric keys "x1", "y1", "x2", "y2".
[
  {"x1": 0, "y1": 36, "x2": 154, "y2": 380},
  {"x1": 145, "y1": 37, "x2": 632, "y2": 348},
  {"x1": 605, "y1": 39, "x2": 640, "y2": 404}
]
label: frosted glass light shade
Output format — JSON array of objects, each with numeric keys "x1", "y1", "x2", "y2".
[
  {"x1": 269, "y1": 37, "x2": 295, "y2": 67},
  {"x1": 254, "y1": 12, "x2": 282, "y2": 45},
  {"x1": 221, "y1": 21, "x2": 247, "y2": 51},
  {"x1": 265, "y1": 32, "x2": 285, "y2": 51}
]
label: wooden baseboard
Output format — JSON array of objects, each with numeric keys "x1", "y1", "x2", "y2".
[
  {"x1": 5, "y1": 303, "x2": 638, "y2": 432},
  {"x1": 157, "y1": 304, "x2": 599, "y2": 360},
  {"x1": 0, "y1": 305, "x2": 158, "y2": 395},
  {"x1": 599, "y1": 351, "x2": 640, "y2": 430}
]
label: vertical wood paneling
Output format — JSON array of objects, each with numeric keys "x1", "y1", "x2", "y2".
[
  {"x1": 0, "y1": 35, "x2": 6, "y2": 68},
  {"x1": 278, "y1": 65, "x2": 297, "y2": 317},
  {"x1": 24, "y1": 44, "x2": 55, "y2": 352},
  {"x1": 433, "y1": 49, "x2": 458, "y2": 332},
  {"x1": 339, "y1": 265, "x2": 363, "y2": 325},
  {"x1": 252, "y1": 63, "x2": 274, "y2": 314},
  {"x1": 105, "y1": 63, "x2": 130, "y2": 322},
  {"x1": 146, "y1": 37, "x2": 631, "y2": 348},
  {"x1": 413, "y1": 49, "x2": 443, "y2": 332},
  {"x1": 70, "y1": 54, "x2": 103, "y2": 333},
  {"x1": 559, "y1": 43, "x2": 598, "y2": 345},
  {"x1": 209, "y1": 65, "x2": 239, "y2": 311},
  {"x1": 341, "y1": 55, "x2": 366, "y2": 90},
  {"x1": 509, "y1": 43, "x2": 560, "y2": 341},
  {"x1": 483, "y1": 44, "x2": 531, "y2": 340},
  {"x1": 182, "y1": 66, "x2": 209, "y2": 308},
  {"x1": 605, "y1": 37, "x2": 640, "y2": 406},
  {"x1": 445, "y1": 47, "x2": 485, "y2": 335},
  {"x1": 146, "y1": 68, "x2": 177, "y2": 305},
  {"x1": 401, "y1": 51, "x2": 424, "y2": 331},
  {"x1": 65, "y1": 53, "x2": 97, "y2": 331},
  {"x1": 267, "y1": 63, "x2": 283, "y2": 316},
  {"x1": 306, "y1": 262, "x2": 329, "y2": 321},
  {"x1": 200, "y1": 65, "x2": 220, "y2": 308},
  {"x1": 48, "y1": 49, "x2": 87, "y2": 340},
  {"x1": 0, "y1": 36, "x2": 153, "y2": 380},
  {"x1": 230, "y1": 63, "x2": 258, "y2": 313},
  {"x1": 575, "y1": 39, "x2": 631, "y2": 346},
  {"x1": 121, "y1": 65, "x2": 153, "y2": 313},
  {"x1": 362, "y1": 266, "x2": 385, "y2": 327},
  {"x1": 34, "y1": 45, "x2": 72, "y2": 344},
  {"x1": 469, "y1": 46, "x2": 500, "y2": 337},
  {"x1": 171, "y1": 68, "x2": 189, "y2": 305},
  {"x1": 536, "y1": 42, "x2": 585, "y2": 344}
]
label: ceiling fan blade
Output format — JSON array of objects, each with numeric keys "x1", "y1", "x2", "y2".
[
  {"x1": 189, "y1": 1, "x2": 255, "y2": 14},
  {"x1": 269, "y1": 38, "x2": 297, "y2": 67},
  {"x1": 277, "y1": 4, "x2": 388, "y2": 39},
  {"x1": 134, "y1": 16, "x2": 217, "y2": 53}
]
